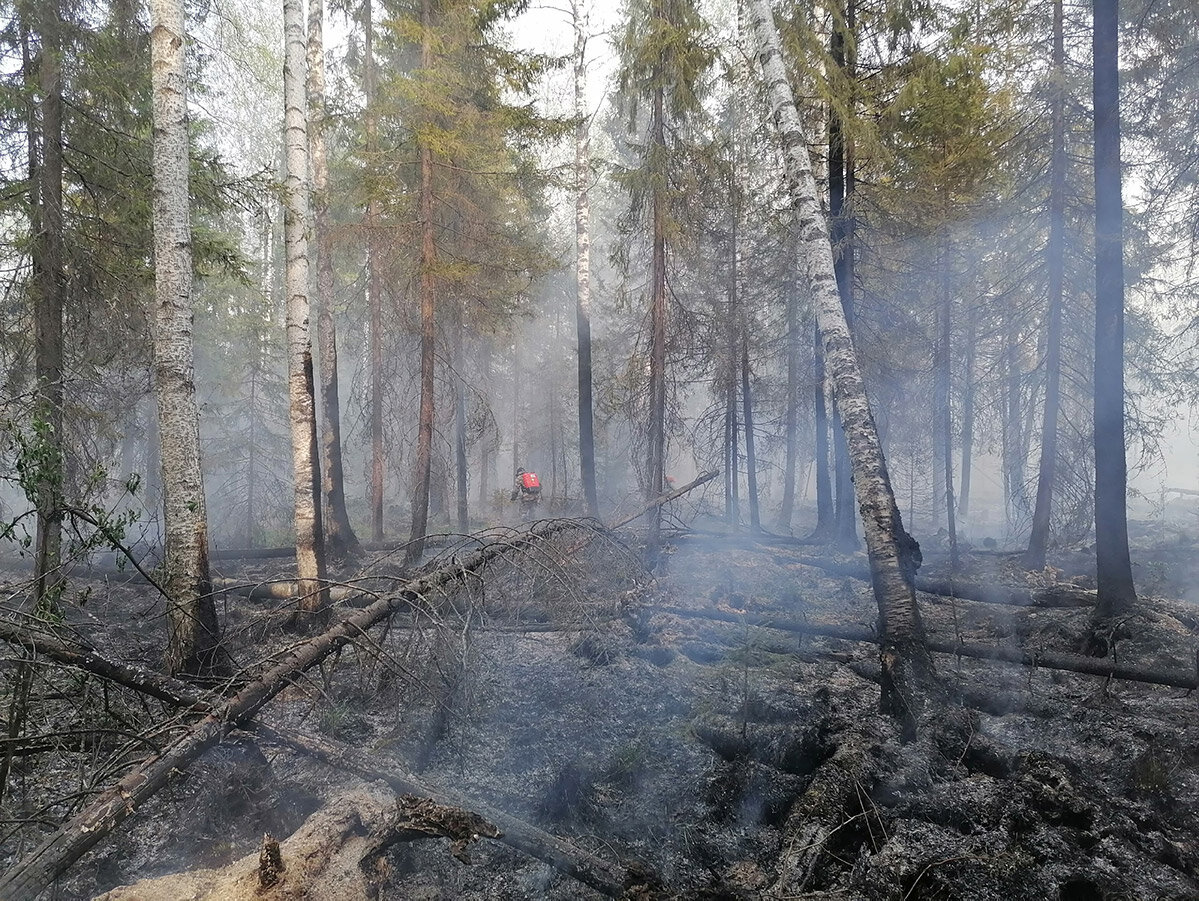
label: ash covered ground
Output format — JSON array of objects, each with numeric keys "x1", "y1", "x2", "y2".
[{"x1": 4, "y1": 521, "x2": 1199, "y2": 900}]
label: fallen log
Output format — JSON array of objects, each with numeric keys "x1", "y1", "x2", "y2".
[
  {"x1": 0, "y1": 519, "x2": 592, "y2": 901},
  {"x1": 650, "y1": 605, "x2": 1199, "y2": 690},
  {"x1": 256, "y1": 723, "x2": 627, "y2": 897},
  {"x1": 213, "y1": 578, "x2": 364, "y2": 603},
  {"x1": 606, "y1": 470, "x2": 720, "y2": 531},
  {"x1": 0, "y1": 618, "x2": 209, "y2": 710},
  {"x1": 780, "y1": 554, "x2": 1094, "y2": 609}
]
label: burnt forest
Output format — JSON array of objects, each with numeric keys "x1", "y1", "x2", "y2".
[{"x1": 2, "y1": 0, "x2": 1199, "y2": 898}]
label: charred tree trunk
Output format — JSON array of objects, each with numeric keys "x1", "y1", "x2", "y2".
[
  {"x1": 308, "y1": 0, "x2": 359, "y2": 560},
  {"x1": 149, "y1": 0, "x2": 222, "y2": 672},
  {"x1": 959, "y1": 309, "x2": 976, "y2": 525},
  {"x1": 573, "y1": 0, "x2": 599, "y2": 517},
  {"x1": 454, "y1": 305, "x2": 469, "y2": 533},
  {"x1": 405, "y1": 0, "x2": 437, "y2": 566},
  {"x1": 1090, "y1": 0, "x2": 1136, "y2": 622},
  {"x1": 283, "y1": 0, "x2": 329, "y2": 625},
  {"x1": 937, "y1": 237, "x2": 958, "y2": 569},
  {"x1": 748, "y1": 0, "x2": 934, "y2": 732},
  {"x1": 1024, "y1": 0, "x2": 1066, "y2": 572}
]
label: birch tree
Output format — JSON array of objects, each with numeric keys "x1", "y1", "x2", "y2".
[
  {"x1": 149, "y1": 0, "x2": 222, "y2": 674},
  {"x1": 283, "y1": 0, "x2": 329, "y2": 623},
  {"x1": 746, "y1": 0, "x2": 934, "y2": 728}
]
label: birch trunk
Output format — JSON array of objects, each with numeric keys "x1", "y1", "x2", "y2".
[
  {"x1": 405, "y1": 0, "x2": 437, "y2": 565},
  {"x1": 1024, "y1": 0, "x2": 1066, "y2": 571},
  {"x1": 573, "y1": 0, "x2": 599, "y2": 516},
  {"x1": 747, "y1": 0, "x2": 933, "y2": 726},
  {"x1": 150, "y1": 0, "x2": 221, "y2": 674},
  {"x1": 308, "y1": 0, "x2": 359, "y2": 559},
  {"x1": 283, "y1": 0, "x2": 329, "y2": 624}
]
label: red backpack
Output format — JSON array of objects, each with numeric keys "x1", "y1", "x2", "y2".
[{"x1": 520, "y1": 471, "x2": 541, "y2": 492}]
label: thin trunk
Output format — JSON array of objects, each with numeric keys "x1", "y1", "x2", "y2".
[
  {"x1": 150, "y1": 0, "x2": 222, "y2": 673},
  {"x1": 959, "y1": 311, "x2": 976, "y2": 523},
  {"x1": 283, "y1": 0, "x2": 329, "y2": 624},
  {"x1": 309, "y1": 0, "x2": 359, "y2": 559},
  {"x1": 741, "y1": 332, "x2": 760, "y2": 532},
  {"x1": 646, "y1": 73, "x2": 667, "y2": 558},
  {"x1": 573, "y1": 0, "x2": 599, "y2": 516},
  {"x1": 937, "y1": 239, "x2": 958, "y2": 569},
  {"x1": 1091, "y1": 0, "x2": 1136, "y2": 618},
  {"x1": 33, "y1": 0, "x2": 64, "y2": 612},
  {"x1": 812, "y1": 326, "x2": 833, "y2": 535},
  {"x1": 405, "y1": 0, "x2": 436, "y2": 565},
  {"x1": 512, "y1": 341, "x2": 521, "y2": 476},
  {"x1": 779, "y1": 272, "x2": 800, "y2": 531},
  {"x1": 454, "y1": 312, "x2": 469, "y2": 533},
  {"x1": 748, "y1": 0, "x2": 934, "y2": 730},
  {"x1": 365, "y1": 0, "x2": 384, "y2": 543},
  {"x1": 479, "y1": 341, "x2": 492, "y2": 507},
  {"x1": 1023, "y1": 0, "x2": 1065, "y2": 573},
  {"x1": 1003, "y1": 315, "x2": 1025, "y2": 530}
]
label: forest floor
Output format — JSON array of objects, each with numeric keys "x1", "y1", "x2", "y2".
[{"x1": 4, "y1": 516, "x2": 1199, "y2": 900}]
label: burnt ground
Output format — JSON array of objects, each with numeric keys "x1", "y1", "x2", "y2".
[{"x1": 3, "y1": 521, "x2": 1199, "y2": 900}]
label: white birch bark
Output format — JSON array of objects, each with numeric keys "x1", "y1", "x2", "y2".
[
  {"x1": 149, "y1": 0, "x2": 221, "y2": 674},
  {"x1": 746, "y1": 0, "x2": 934, "y2": 719},
  {"x1": 283, "y1": 0, "x2": 328, "y2": 622}
]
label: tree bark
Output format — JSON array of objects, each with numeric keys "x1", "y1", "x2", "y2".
[
  {"x1": 1091, "y1": 0, "x2": 1136, "y2": 620},
  {"x1": 778, "y1": 266, "x2": 800, "y2": 532},
  {"x1": 406, "y1": 0, "x2": 437, "y2": 565},
  {"x1": 811, "y1": 326, "x2": 833, "y2": 536},
  {"x1": 959, "y1": 309, "x2": 976, "y2": 524},
  {"x1": 283, "y1": 0, "x2": 329, "y2": 625},
  {"x1": 645, "y1": 64, "x2": 668, "y2": 562},
  {"x1": 149, "y1": 0, "x2": 222, "y2": 674},
  {"x1": 365, "y1": 0, "x2": 384, "y2": 544},
  {"x1": 32, "y1": 0, "x2": 65, "y2": 613},
  {"x1": 1024, "y1": 0, "x2": 1066, "y2": 572},
  {"x1": 308, "y1": 0, "x2": 360, "y2": 560},
  {"x1": 937, "y1": 237, "x2": 959, "y2": 568},
  {"x1": 454, "y1": 304, "x2": 469, "y2": 533},
  {"x1": 747, "y1": 0, "x2": 934, "y2": 730},
  {"x1": 573, "y1": 0, "x2": 599, "y2": 517}
]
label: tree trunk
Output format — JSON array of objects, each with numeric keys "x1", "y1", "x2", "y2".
[
  {"x1": 937, "y1": 236, "x2": 958, "y2": 568},
  {"x1": 741, "y1": 333, "x2": 761, "y2": 532},
  {"x1": 1003, "y1": 313, "x2": 1026, "y2": 532},
  {"x1": 405, "y1": 0, "x2": 437, "y2": 565},
  {"x1": 479, "y1": 340, "x2": 492, "y2": 507},
  {"x1": 32, "y1": 0, "x2": 65, "y2": 613},
  {"x1": 283, "y1": 0, "x2": 329, "y2": 624},
  {"x1": 959, "y1": 309, "x2": 976, "y2": 524},
  {"x1": 149, "y1": 0, "x2": 222, "y2": 674},
  {"x1": 573, "y1": 0, "x2": 599, "y2": 517},
  {"x1": 646, "y1": 73, "x2": 668, "y2": 560},
  {"x1": 812, "y1": 326, "x2": 833, "y2": 536},
  {"x1": 747, "y1": 0, "x2": 934, "y2": 730},
  {"x1": 726, "y1": 319, "x2": 740, "y2": 527},
  {"x1": 778, "y1": 268, "x2": 800, "y2": 531},
  {"x1": 365, "y1": 0, "x2": 384, "y2": 544},
  {"x1": 1091, "y1": 0, "x2": 1136, "y2": 620},
  {"x1": 829, "y1": 15, "x2": 858, "y2": 551},
  {"x1": 454, "y1": 305, "x2": 469, "y2": 533},
  {"x1": 308, "y1": 0, "x2": 359, "y2": 560},
  {"x1": 1024, "y1": 0, "x2": 1066, "y2": 572}
]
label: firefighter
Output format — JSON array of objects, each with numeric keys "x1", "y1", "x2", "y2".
[{"x1": 511, "y1": 467, "x2": 542, "y2": 519}]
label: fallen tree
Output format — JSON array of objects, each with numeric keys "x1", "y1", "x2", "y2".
[
  {"x1": 0, "y1": 519, "x2": 600, "y2": 901},
  {"x1": 652, "y1": 604, "x2": 1199, "y2": 690}
]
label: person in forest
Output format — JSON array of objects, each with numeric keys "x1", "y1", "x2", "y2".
[{"x1": 511, "y1": 467, "x2": 542, "y2": 519}]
